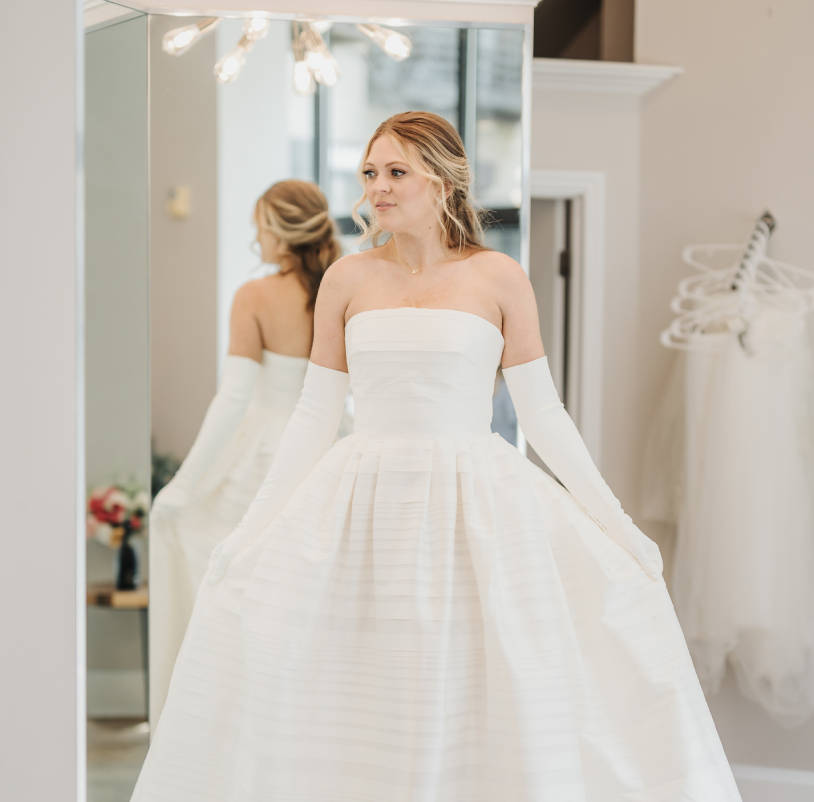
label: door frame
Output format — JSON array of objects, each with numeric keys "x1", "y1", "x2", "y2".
[{"x1": 530, "y1": 169, "x2": 605, "y2": 464}]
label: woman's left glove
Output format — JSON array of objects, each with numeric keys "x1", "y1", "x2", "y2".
[{"x1": 502, "y1": 355, "x2": 663, "y2": 580}]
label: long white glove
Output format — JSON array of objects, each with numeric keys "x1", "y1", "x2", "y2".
[
  {"x1": 502, "y1": 355, "x2": 663, "y2": 579},
  {"x1": 152, "y1": 354, "x2": 261, "y2": 515},
  {"x1": 206, "y1": 360, "x2": 350, "y2": 583}
]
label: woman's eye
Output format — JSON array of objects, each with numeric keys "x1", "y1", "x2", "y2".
[
  {"x1": 391, "y1": 169, "x2": 405, "y2": 177},
  {"x1": 363, "y1": 170, "x2": 375, "y2": 179}
]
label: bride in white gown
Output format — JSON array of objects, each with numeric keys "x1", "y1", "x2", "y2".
[
  {"x1": 148, "y1": 179, "x2": 346, "y2": 727},
  {"x1": 132, "y1": 112, "x2": 742, "y2": 801}
]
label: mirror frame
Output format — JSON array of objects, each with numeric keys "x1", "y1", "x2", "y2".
[{"x1": 81, "y1": 2, "x2": 536, "y2": 799}]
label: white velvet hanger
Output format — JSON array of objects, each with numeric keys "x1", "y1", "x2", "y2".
[{"x1": 660, "y1": 211, "x2": 814, "y2": 353}]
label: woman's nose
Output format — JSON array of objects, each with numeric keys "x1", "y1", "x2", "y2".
[{"x1": 371, "y1": 174, "x2": 390, "y2": 193}]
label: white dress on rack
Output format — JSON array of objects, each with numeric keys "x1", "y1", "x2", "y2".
[
  {"x1": 642, "y1": 306, "x2": 814, "y2": 726},
  {"x1": 133, "y1": 307, "x2": 742, "y2": 801},
  {"x1": 149, "y1": 350, "x2": 309, "y2": 726}
]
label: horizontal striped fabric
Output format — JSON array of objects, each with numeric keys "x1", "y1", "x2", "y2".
[{"x1": 131, "y1": 307, "x2": 742, "y2": 801}]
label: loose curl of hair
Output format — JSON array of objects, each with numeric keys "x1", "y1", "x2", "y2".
[
  {"x1": 254, "y1": 179, "x2": 341, "y2": 310},
  {"x1": 351, "y1": 111, "x2": 487, "y2": 255}
]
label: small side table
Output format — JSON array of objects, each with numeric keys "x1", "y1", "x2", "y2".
[{"x1": 86, "y1": 582, "x2": 149, "y2": 718}]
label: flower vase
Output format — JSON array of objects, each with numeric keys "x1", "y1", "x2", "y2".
[{"x1": 115, "y1": 529, "x2": 139, "y2": 590}]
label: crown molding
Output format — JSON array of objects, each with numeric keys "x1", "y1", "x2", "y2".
[
  {"x1": 110, "y1": 0, "x2": 539, "y2": 25},
  {"x1": 533, "y1": 57, "x2": 682, "y2": 97},
  {"x1": 84, "y1": 1, "x2": 143, "y2": 30}
]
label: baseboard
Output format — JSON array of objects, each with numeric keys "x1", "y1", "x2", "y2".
[
  {"x1": 87, "y1": 669, "x2": 147, "y2": 719},
  {"x1": 732, "y1": 763, "x2": 814, "y2": 802}
]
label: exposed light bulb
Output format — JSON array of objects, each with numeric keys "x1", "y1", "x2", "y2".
[
  {"x1": 298, "y1": 23, "x2": 339, "y2": 87},
  {"x1": 244, "y1": 16, "x2": 269, "y2": 41},
  {"x1": 309, "y1": 52, "x2": 338, "y2": 86},
  {"x1": 293, "y1": 59, "x2": 316, "y2": 95},
  {"x1": 356, "y1": 23, "x2": 412, "y2": 62},
  {"x1": 214, "y1": 41, "x2": 249, "y2": 83},
  {"x1": 291, "y1": 22, "x2": 318, "y2": 95},
  {"x1": 162, "y1": 17, "x2": 220, "y2": 56},
  {"x1": 310, "y1": 20, "x2": 333, "y2": 34},
  {"x1": 214, "y1": 24, "x2": 265, "y2": 85},
  {"x1": 383, "y1": 31, "x2": 411, "y2": 60}
]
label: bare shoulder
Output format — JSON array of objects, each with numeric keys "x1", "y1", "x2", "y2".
[
  {"x1": 317, "y1": 249, "x2": 380, "y2": 309},
  {"x1": 230, "y1": 277, "x2": 265, "y2": 314},
  {"x1": 472, "y1": 248, "x2": 527, "y2": 282},
  {"x1": 470, "y1": 250, "x2": 543, "y2": 366},
  {"x1": 470, "y1": 249, "x2": 533, "y2": 307},
  {"x1": 233, "y1": 276, "x2": 264, "y2": 298},
  {"x1": 309, "y1": 251, "x2": 383, "y2": 372},
  {"x1": 227, "y1": 279, "x2": 264, "y2": 360}
]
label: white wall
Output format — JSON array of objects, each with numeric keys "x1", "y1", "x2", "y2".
[
  {"x1": 530, "y1": 85, "x2": 643, "y2": 516},
  {"x1": 0, "y1": 1, "x2": 81, "y2": 799},
  {"x1": 636, "y1": 0, "x2": 814, "y2": 779},
  {"x1": 215, "y1": 19, "x2": 295, "y2": 365}
]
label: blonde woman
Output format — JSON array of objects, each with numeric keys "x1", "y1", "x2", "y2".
[
  {"x1": 148, "y1": 179, "x2": 343, "y2": 728},
  {"x1": 133, "y1": 113, "x2": 742, "y2": 801}
]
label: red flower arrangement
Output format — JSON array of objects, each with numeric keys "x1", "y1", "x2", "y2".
[{"x1": 87, "y1": 485, "x2": 150, "y2": 548}]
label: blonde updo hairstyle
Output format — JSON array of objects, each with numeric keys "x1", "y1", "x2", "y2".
[
  {"x1": 254, "y1": 179, "x2": 341, "y2": 310},
  {"x1": 351, "y1": 111, "x2": 486, "y2": 254}
]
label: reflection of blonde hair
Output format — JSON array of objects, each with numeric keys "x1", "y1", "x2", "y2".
[
  {"x1": 254, "y1": 179, "x2": 341, "y2": 309},
  {"x1": 352, "y1": 111, "x2": 486, "y2": 253}
]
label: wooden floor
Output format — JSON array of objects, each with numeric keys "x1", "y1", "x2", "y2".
[{"x1": 87, "y1": 718, "x2": 149, "y2": 802}]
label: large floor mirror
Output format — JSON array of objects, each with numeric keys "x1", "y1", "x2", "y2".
[{"x1": 83, "y1": 3, "x2": 532, "y2": 799}]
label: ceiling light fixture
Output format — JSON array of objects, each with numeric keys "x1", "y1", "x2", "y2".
[
  {"x1": 356, "y1": 23, "x2": 412, "y2": 61},
  {"x1": 162, "y1": 17, "x2": 220, "y2": 56},
  {"x1": 214, "y1": 17, "x2": 269, "y2": 84},
  {"x1": 162, "y1": 17, "x2": 412, "y2": 91},
  {"x1": 297, "y1": 22, "x2": 339, "y2": 88},
  {"x1": 291, "y1": 24, "x2": 317, "y2": 95}
]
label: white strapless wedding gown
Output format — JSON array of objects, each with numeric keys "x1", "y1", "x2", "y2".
[
  {"x1": 149, "y1": 350, "x2": 308, "y2": 726},
  {"x1": 133, "y1": 307, "x2": 742, "y2": 801}
]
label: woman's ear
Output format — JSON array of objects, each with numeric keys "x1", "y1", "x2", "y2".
[{"x1": 432, "y1": 179, "x2": 452, "y2": 207}]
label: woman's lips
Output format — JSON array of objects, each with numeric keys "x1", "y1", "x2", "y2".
[{"x1": 375, "y1": 202, "x2": 395, "y2": 210}]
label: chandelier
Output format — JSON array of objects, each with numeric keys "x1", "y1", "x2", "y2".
[{"x1": 161, "y1": 17, "x2": 413, "y2": 94}]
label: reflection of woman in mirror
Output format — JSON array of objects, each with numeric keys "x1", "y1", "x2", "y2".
[
  {"x1": 132, "y1": 114, "x2": 742, "y2": 801},
  {"x1": 148, "y1": 179, "x2": 344, "y2": 728}
]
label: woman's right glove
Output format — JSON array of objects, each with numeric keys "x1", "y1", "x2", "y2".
[
  {"x1": 502, "y1": 355, "x2": 663, "y2": 580},
  {"x1": 152, "y1": 354, "x2": 260, "y2": 521},
  {"x1": 206, "y1": 360, "x2": 349, "y2": 583}
]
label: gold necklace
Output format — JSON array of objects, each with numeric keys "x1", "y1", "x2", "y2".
[
  {"x1": 390, "y1": 245, "x2": 424, "y2": 276},
  {"x1": 391, "y1": 250, "x2": 421, "y2": 275}
]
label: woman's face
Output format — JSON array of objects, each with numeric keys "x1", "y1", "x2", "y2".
[{"x1": 362, "y1": 134, "x2": 438, "y2": 235}]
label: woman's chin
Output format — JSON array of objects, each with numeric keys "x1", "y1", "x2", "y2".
[{"x1": 374, "y1": 217, "x2": 405, "y2": 235}]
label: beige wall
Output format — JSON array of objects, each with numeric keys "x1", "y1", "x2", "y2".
[
  {"x1": 0, "y1": 1, "x2": 80, "y2": 798},
  {"x1": 149, "y1": 15, "x2": 219, "y2": 461},
  {"x1": 636, "y1": 0, "x2": 814, "y2": 775}
]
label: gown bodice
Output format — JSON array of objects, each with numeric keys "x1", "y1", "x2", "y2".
[
  {"x1": 252, "y1": 349, "x2": 309, "y2": 409},
  {"x1": 345, "y1": 307, "x2": 505, "y2": 438}
]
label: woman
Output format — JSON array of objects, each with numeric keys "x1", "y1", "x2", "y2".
[
  {"x1": 148, "y1": 179, "x2": 344, "y2": 727},
  {"x1": 133, "y1": 113, "x2": 742, "y2": 800}
]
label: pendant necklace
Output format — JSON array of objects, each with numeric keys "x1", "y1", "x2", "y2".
[{"x1": 393, "y1": 248, "x2": 422, "y2": 276}]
